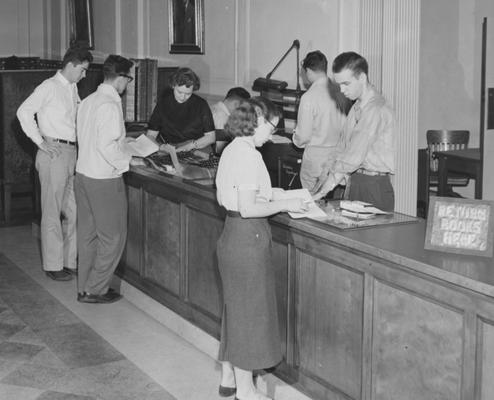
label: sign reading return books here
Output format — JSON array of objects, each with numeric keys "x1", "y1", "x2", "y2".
[{"x1": 425, "y1": 197, "x2": 494, "y2": 257}]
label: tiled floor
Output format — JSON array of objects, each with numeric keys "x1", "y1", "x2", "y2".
[{"x1": 0, "y1": 224, "x2": 310, "y2": 400}]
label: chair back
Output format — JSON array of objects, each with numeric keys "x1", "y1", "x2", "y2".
[{"x1": 426, "y1": 130, "x2": 469, "y2": 172}]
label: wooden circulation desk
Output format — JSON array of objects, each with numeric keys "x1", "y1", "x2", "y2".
[{"x1": 119, "y1": 166, "x2": 494, "y2": 400}]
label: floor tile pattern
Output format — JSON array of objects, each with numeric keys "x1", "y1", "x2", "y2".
[{"x1": 0, "y1": 253, "x2": 175, "y2": 400}]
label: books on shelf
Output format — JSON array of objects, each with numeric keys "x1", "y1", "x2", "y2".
[{"x1": 123, "y1": 58, "x2": 158, "y2": 122}]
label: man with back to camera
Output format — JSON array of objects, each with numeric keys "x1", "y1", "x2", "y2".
[
  {"x1": 210, "y1": 86, "x2": 251, "y2": 153},
  {"x1": 75, "y1": 55, "x2": 139, "y2": 304},
  {"x1": 292, "y1": 50, "x2": 347, "y2": 193},
  {"x1": 17, "y1": 45, "x2": 93, "y2": 281},
  {"x1": 313, "y1": 51, "x2": 395, "y2": 211}
]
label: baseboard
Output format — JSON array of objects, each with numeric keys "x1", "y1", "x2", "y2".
[{"x1": 120, "y1": 280, "x2": 311, "y2": 400}]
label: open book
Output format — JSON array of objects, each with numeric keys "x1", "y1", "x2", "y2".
[
  {"x1": 127, "y1": 134, "x2": 160, "y2": 158},
  {"x1": 275, "y1": 188, "x2": 327, "y2": 220}
]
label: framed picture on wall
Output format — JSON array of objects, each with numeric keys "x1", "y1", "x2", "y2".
[
  {"x1": 68, "y1": 0, "x2": 94, "y2": 49},
  {"x1": 169, "y1": 0, "x2": 204, "y2": 54}
]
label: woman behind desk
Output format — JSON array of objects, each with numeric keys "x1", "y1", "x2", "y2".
[
  {"x1": 215, "y1": 97, "x2": 307, "y2": 400},
  {"x1": 146, "y1": 67, "x2": 215, "y2": 152}
]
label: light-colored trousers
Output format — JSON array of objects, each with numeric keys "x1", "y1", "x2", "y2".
[
  {"x1": 35, "y1": 145, "x2": 77, "y2": 271},
  {"x1": 74, "y1": 173, "x2": 127, "y2": 295},
  {"x1": 300, "y1": 145, "x2": 337, "y2": 193}
]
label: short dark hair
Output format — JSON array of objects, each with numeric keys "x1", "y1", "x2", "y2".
[
  {"x1": 225, "y1": 87, "x2": 251, "y2": 100},
  {"x1": 302, "y1": 50, "x2": 328, "y2": 73},
  {"x1": 103, "y1": 55, "x2": 134, "y2": 80},
  {"x1": 169, "y1": 67, "x2": 200, "y2": 91},
  {"x1": 332, "y1": 51, "x2": 368, "y2": 76},
  {"x1": 61, "y1": 45, "x2": 93, "y2": 68},
  {"x1": 224, "y1": 100, "x2": 257, "y2": 138},
  {"x1": 250, "y1": 96, "x2": 282, "y2": 123}
]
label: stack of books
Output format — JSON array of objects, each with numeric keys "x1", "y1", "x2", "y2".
[
  {"x1": 339, "y1": 200, "x2": 388, "y2": 219},
  {"x1": 123, "y1": 58, "x2": 158, "y2": 122}
]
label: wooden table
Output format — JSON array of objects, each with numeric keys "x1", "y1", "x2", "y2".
[{"x1": 435, "y1": 148, "x2": 482, "y2": 199}]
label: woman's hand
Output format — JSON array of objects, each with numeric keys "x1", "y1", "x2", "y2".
[
  {"x1": 176, "y1": 140, "x2": 196, "y2": 152},
  {"x1": 271, "y1": 187, "x2": 285, "y2": 201},
  {"x1": 159, "y1": 143, "x2": 176, "y2": 154}
]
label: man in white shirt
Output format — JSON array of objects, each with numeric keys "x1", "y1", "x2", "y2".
[
  {"x1": 17, "y1": 46, "x2": 93, "y2": 281},
  {"x1": 75, "y1": 55, "x2": 137, "y2": 304},
  {"x1": 292, "y1": 50, "x2": 347, "y2": 193},
  {"x1": 210, "y1": 87, "x2": 250, "y2": 153}
]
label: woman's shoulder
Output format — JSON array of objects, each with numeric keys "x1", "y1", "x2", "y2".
[
  {"x1": 189, "y1": 93, "x2": 210, "y2": 107},
  {"x1": 225, "y1": 139, "x2": 261, "y2": 161}
]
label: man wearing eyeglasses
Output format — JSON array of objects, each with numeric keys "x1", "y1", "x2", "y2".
[
  {"x1": 17, "y1": 45, "x2": 93, "y2": 282},
  {"x1": 75, "y1": 55, "x2": 139, "y2": 304}
]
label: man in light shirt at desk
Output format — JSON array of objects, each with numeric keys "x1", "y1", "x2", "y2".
[
  {"x1": 75, "y1": 55, "x2": 137, "y2": 304},
  {"x1": 17, "y1": 45, "x2": 93, "y2": 281},
  {"x1": 292, "y1": 50, "x2": 347, "y2": 193},
  {"x1": 313, "y1": 51, "x2": 395, "y2": 211},
  {"x1": 211, "y1": 87, "x2": 251, "y2": 154}
]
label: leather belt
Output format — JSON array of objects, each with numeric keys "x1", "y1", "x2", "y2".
[
  {"x1": 45, "y1": 137, "x2": 77, "y2": 146},
  {"x1": 356, "y1": 168, "x2": 389, "y2": 176}
]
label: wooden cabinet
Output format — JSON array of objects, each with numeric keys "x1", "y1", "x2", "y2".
[
  {"x1": 120, "y1": 167, "x2": 494, "y2": 400},
  {"x1": 0, "y1": 70, "x2": 53, "y2": 222},
  {"x1": 0, "y1": 68, "x2": 103, "y2": 223}
]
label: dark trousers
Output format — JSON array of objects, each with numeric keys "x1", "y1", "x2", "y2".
[
  {"x1": 74, "y1": 173, "x2": 127, "y2": 295},
  {"x1": 346, "y1": 173, "x2": 395, "y2": 211}
]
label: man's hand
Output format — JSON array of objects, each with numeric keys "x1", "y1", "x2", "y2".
[
  {"x1": 38, "y1": 141, "x2": 61, "y2": 158},
  {"x1": 312, "y1": 167, "x2": 331, "y2": 194},
  {"x1": 312, "y1": 174, "x2": 336, "y2": 201}
]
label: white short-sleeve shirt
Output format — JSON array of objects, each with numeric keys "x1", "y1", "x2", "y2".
[{"x1": 215, "y1": 137, "x2": 272, "y2": 211}]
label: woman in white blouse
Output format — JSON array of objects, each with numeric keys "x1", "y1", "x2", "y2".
[{"x1": 215, "y1": 97, "x2": 307, "y2": 400}]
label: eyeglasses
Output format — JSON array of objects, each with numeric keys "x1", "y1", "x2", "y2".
[
  {"x1": 119, "y1": 74, "x2": 134, "y2": 82},
  {"x1": 266, "y1": 118, "x2": 278, "y2": 134}
]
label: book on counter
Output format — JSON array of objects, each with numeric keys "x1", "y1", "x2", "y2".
[
  {"x1": 275, "y1": 188, "x2": 327, "y2": 220},
  {"x1": 127, "y1": 134, "x2": 159, "y2": 158},
  {"x1": 339, "y1": 200, "x2": 388, "y2": 219}
]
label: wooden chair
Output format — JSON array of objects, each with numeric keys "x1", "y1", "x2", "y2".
[{"x1": 426, "y1": 129, "x2": 470, "y2": 196}]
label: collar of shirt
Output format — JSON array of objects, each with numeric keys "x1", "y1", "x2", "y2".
[
  {"x1": 235, "y1": 135, "x2": 256, "y2": 149},
  {"x1": 54, "y1": 70, "x2": 72, "y2": 87},
  {"x1": 218, "y1": 101, "x2": 230, "y2": 116},
  {"x1": 311, "y1": 76, "x2": 329, "y2": 88},
  {"x1": 96, "y1": 83, "x2": 122, "y2": 103},
  {"x1": 353, "y1": 86, "x2": 380, "y2": 123}
]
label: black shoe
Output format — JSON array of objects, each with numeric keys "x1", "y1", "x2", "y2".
[
  {"x1": 63, "y1": 267, "x2": 77, "y2": 275},
  {"x1": 77, "y1": 291, "x2": 122, "y2": 304},
  {"x1": 45, "y1": 270, "x2": 73, "y2": 281},
  {"x1": 219, "y1": 385, "x2": 237, "y2": 397},
  {"x1": 77, "y1": 292, "x2": 94, "y2": 303}
]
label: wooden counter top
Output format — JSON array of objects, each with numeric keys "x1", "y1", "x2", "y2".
[{"x1": 129, "y1": 165, "x2": 494, "y2": 299}]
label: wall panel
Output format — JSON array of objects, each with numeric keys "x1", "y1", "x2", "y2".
[{"x1": 372, "y1": 281, "x2": 462, "y2": 400}]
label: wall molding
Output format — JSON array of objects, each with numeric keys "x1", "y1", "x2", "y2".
[
  {"x1": 359, "y1": 0, "x2": 420, "y2": 215},
  {"x1": 115, "y1": 0, "x2": 122, "y2": 54}
]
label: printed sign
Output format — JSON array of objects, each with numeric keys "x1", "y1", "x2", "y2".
[{"x1": 425, "y1": 197, "x2": 494, "y2": 257}]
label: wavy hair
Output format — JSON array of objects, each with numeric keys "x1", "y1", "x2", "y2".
[{"x1": 224, "y1": 100, "x2": 257, "y2": 137}]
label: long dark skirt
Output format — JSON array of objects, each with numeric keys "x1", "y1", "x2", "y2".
[{"x1": 216, "y1": 214, "x2": 282, "y2": 371}]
